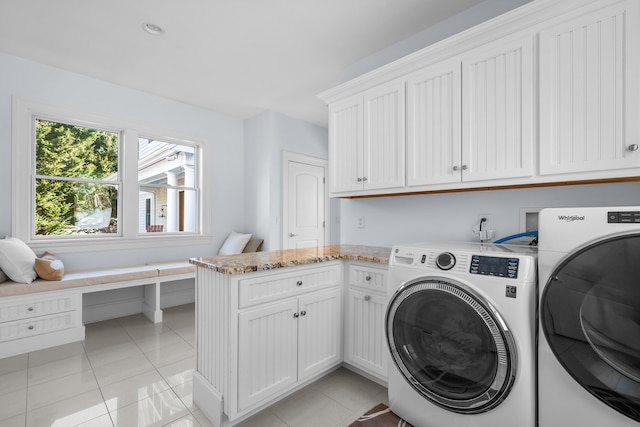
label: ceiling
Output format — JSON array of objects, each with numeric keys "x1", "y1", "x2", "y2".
[{"x1": 0, "y1": 0, "x2": 487, "y2": 127}]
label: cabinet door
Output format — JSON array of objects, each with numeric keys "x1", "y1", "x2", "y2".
[
  {"x1": 345, "y1": 289, "x2": 388, "y2": 379},
  {"x1": 363, "y1": 81, "x2": 406, "y2": 191},
  {"x1": 297, "y1": 287, "x2": 342, "y2": 380},
  {"x1": 539, "y1": 0, "x2": 640, "y2": 175},
  {"x1": 406, "y1": 59, "x2": 462, "y2": 186},
  {"x1": 328, "y1": 97, "x2": 363, "y2": 194},
  {"x1": 237, "y1": 299, "x2": 298, "y2": 411},
  {"x1": 462, "y1": 35, "x2": 534, "y2": 181}
]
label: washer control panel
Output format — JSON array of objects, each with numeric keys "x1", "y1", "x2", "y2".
[
  {"x1": 470, "y1": 255, "x2": 519, "y2": 278},
  {"x1": 608, "y1": 210, "x2": 640, "y2": 223}
]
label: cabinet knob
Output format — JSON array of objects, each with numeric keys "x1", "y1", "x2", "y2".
[
  {"x1": 453, "y1": 165, "x2": 459, "y2": 171},
  {"x1": 296, "y1": 280, "x2": 303, "y2": 286},
  {"x1": 364, "y1": 295, "x2": 371, "y2": 301},
  {"x1": 28, "y1": 325, "x2": 34, "y2": 330},
  {"x1": 300, "y1": 310, "x2": 307, "y2": 316},
  {"x1": 293, "y1": 313, "x2": 299, "y2": 318},
  {"x1": 362, "y1": 177, "x2": 368, "y2": 182},
  {"x1": 365, "y1": 275, "x2": 371, "y2": 281},
  {"x1": 357, "y1": 177, "x2": 363, "y2": 182},
  {"x1": 462, "y1": 165, "x2": 468, "y2": 170},
  {"x1": 289, "y1": 233, "x2": 298, "y2": 237},
  {"x1": 27, "y1": 307, "x2": 34, "y2": 312},
  {"x1": 629, "y1": 144, "x2": 639, "y2": 152}
]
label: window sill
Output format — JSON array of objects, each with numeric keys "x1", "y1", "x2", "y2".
[{"x1": 25, "y1": 234, "x2": 213, "y2": 255}]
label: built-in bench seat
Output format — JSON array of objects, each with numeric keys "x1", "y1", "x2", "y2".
[
  {"x1": 0, "y1": 262, "x2": 195, "y2": 298},
  {"x1": 0, "y1": 261, "x2": 196, "y2": 359}
]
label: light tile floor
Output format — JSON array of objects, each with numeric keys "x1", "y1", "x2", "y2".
[{"x1": 0, "y1": 303, "x2": 388, "y2": 427}]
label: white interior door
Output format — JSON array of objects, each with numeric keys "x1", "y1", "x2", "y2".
[{"x1": 283, "y1": 153, "x2": 327, "y2": 249}]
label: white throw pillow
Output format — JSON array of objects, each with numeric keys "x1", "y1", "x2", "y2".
[
  {"x1": 218, "y1": 231, "x2": 252, "y2": 255},
  {"x1": 0, "y1": 237, "x2": 38, "y2": 283}
]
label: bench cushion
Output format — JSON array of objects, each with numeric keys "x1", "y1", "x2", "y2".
[
  {"x1": 152, "y1": 261, "x2": 196, "y2": 277},
  {"x1": 0, "y1": 265, "x2": 158, "y2": 297}
]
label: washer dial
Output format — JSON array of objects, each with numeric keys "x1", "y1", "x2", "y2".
[{"x1": 436, "y1": 252, "x2": 456, "y2": 270}]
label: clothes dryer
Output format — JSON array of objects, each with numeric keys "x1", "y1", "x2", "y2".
[
  {"x1": 538, "y1": 206, "x2": 640, "y2": 426},
  {"x1": 386, "y1": 241, "x2": 537, "y2": 427}
]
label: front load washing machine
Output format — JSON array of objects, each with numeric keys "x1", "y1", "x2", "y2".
[
  {"x1": 538, "y1": 207, "x2": 640, "y2": 426},
  {"x1": 386, "y1": 241, "x2": 537, "y2": 427}
]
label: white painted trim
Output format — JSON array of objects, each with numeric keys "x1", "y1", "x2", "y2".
[
  {"x1": 281, "y1": 151, "x2": 329, "y2": 249},
  {"x1": 193, "y1": 372, "x2": 226, "y2": 427}
]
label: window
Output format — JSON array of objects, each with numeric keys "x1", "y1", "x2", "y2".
[
  {"x1": 138, "y1": 138, "x2": 198, "y2": 234},
  {"x1": 35, "y1": 119, "x2": 119, "y2": 236},
  {"x1": 12, "y1": 98, "x2": 208, "y2": 251}
]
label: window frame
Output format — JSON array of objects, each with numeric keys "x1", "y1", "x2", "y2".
[{"x1": 12, "y1": 96, "x2": 212, "y2": 254}]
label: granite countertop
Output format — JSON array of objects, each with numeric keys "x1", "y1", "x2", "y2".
[{"x1": 189, "y1": 244, "x2": 391, "y2": 274}]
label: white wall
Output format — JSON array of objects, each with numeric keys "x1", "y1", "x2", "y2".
[
  {"x1": 339, "y1": 182, "x2": 640, "y2": 247},
  {"x1": 342, "y1": 0, "x2": 531, "y2": 81},
  {"x1": 0, "y1": 52, "x2": 245, "y2": 270},
  {"x1": 244, "y1": 110, "x2": 328, "y2": 250}
]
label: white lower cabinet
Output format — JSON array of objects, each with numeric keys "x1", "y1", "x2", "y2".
[
  {"x1": 0, "y1": 291, "x2": 84, "y2": 358},
  {"x1": 193, "y1": 262, "x2": 344, "y2": 424},
  {"x1": 193, "y1": 260, "x2": 393, "y2": 426},
  {"x1": 237, "y1": 287, "x2": 342, "y2": 411},
  {"x1": 238, "y1": 299, "x2": 298, "y2": 410},
  {"x1": 344, "y1": 262, "x2": 388, "y2": 382}
]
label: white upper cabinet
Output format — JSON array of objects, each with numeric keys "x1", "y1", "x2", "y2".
[
  {"x1": 328, "y1": 81, "x2": 405, "y2": 195},
  {"x1": 462, "y1": 35, "x2": 534, "y2": 182},
  {"x1": 407, "y1": 35, "x2": 533, "y2": 187},
  {"x1": 328, "y1": 98, "x2": 362, "y2": 194},
  {"x1": 406, "y1": 59, "x2": 462, "y2": 186},
  {"x1": 539, "y1": 0, "x2": 640, "y2": 175},
  {"x1": 362, "y1": 82, "x2": 406, "y2": 191},
  {"x1": 320, "y1": 0, "x2": 640, "y2": 198}
]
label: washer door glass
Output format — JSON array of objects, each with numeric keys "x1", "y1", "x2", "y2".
[
  {"x1": 541, "y1": 234, "x2": 640, "y2": 422},
  {"x1": 386, "y1": 278, "x2": 517, "y2": 413}
]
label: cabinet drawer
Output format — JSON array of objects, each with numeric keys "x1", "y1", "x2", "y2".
[
  {"x1": 348, "y1": 264, "x2": 387, "y2": 294},
  {"x1": 0, "y1": 311, "x2": 79, "y2": 343},
  {"x1": 238, "y1": 264, "x2": 342, "y2": 309},
  {"x1": 0, "y1": 293, "x2": 80, "y2": 323}
]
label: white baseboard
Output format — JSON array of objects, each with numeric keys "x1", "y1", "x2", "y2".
[
  {"x1": 83, "y1": 284, "x2": 195, "y2": 324},
  {"x1": 161, "y1": 290, "x2": 195, "y2": 308},
  {"x1": 193, "y1": 371, "x2": 225, "y2": 426},
  {"x1": 83, "y1": 297, "x2": 144, "y2": 323}
]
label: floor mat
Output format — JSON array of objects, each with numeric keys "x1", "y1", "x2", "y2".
[{"x1": 349, "y1": 403, "x2": 414, "y2": 427}]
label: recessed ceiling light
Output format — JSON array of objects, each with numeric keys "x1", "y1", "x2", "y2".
[{"x1": 142, "y1": 23, "x2": 163, "y2": 36}]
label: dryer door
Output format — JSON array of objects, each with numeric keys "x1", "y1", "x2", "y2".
[
  {"x1": 386, "y1": 277, "x2": 517, "y2": 413},
  {"x1": 541, "y1": 234, "x2": 640, "y2": 422}
]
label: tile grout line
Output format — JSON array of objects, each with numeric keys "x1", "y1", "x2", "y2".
[
  {"x1": 81, "y1": 337, "x2": 116, "y2": 427},
  {"x1": 23, "y1": 353, "x2": 30, "y2": 427},
  {"x1": 114, "y1": 311, "x2": 196, "y2": 419}
]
